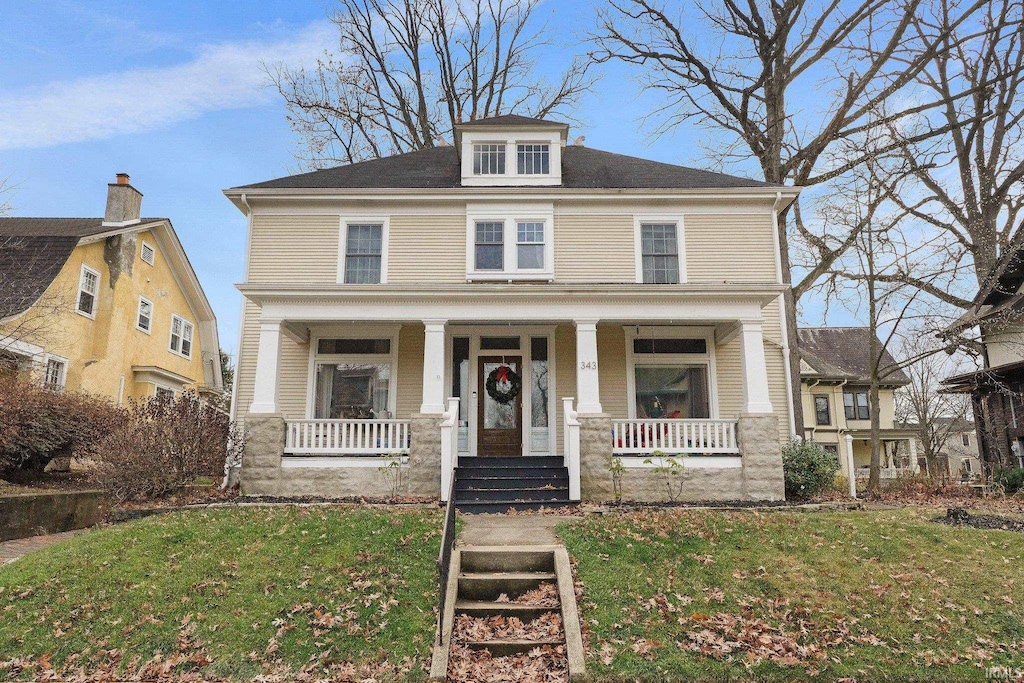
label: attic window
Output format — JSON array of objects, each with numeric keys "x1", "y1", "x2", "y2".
[
  {"x1": 141, "y1": 242, "x2": 155, "y2": 266},
  {"x1": 517, "y1": 144, "x2": 549, "y2": 174},
  {"x1": 473, "y1": 144, "x2": 505, "y2": 175}
]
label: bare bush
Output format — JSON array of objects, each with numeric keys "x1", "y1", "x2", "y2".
[{"x1": 94, "y1": 391, "x2": 244, "y2": 502}]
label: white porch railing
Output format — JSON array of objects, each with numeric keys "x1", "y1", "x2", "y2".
[
  {"x1": 562, "y1": 398, "x2": 581, "y2": 501},
  {"x1": 612, "y1": 419, "x2": 740, "y2": 455},
  {"x1": 284, "y1": 419, "x2": 410, "y2": 455},
  {"x1": 440, "y1": 398, "x2": 460, "y2": 502}
]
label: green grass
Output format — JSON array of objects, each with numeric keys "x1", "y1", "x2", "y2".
[
  {"x1": 0, "y1": 506, "x2": 441, "y2": 680},
  {"x1": 559, "y1": 508, "x2": 1024, "y2": 681}
]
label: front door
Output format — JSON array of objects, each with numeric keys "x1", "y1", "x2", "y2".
[{"x1": 477, "y1": 356, "x2": 523, "y2": 456}]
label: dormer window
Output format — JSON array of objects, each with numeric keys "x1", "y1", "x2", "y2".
[
  {"x1": 473, "y1": 144, "x2": 506, "y2": 175},
  {"x1": 517, "y1": 144, "x2": 550, "y2": 174}
]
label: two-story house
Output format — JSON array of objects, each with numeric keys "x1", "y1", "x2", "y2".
[
  {"x1": 0, "y1": 175, "x2": 223, "y2": 403},
  {"x1": 799, "y1": 327, "x2": 917, "y2": 480},
  {"x1": 227, "y1": 115, "x2": 799, "y2": 507}
]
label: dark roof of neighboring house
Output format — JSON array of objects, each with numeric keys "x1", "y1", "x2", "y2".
[
  {"x1": 798, "y1": 327, "x2": 910, "y2": 385},
  {"x1": 232, "y1": 144, "x2": 777, "y2": 191},
  {"x1": 0, "y1": 217, "x2": 164, "y2": 319}
]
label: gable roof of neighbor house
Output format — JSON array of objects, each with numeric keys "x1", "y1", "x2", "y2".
[
  {"x1": 230, "y1": 114, "x2": 782, "y2": 192},
  {"x1": 798, "y1": 327, "x2": 910, "y2": 385},
  {"x1": 0, "y1": 217, "x2": 165, "y2": 320}
]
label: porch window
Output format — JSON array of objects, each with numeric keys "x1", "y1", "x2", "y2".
[
  {"x1": 344, "y1": 224, "x2": 383, "y2": 284},
  {"x1": 633, "y1": 366, "x2": 709, "y2": 419},
  {"x1": 314, "y1": 337, "x2": 395, "y2": 419},
  {"x1": 814, "y1": 395, "x2": 831, "y2": 426},
  {"x1": 640, "y1": 223, "x2": 680, "y2": 284},
  {"x1": 473, "y1": 143, "x2": 506, "y2": 175},
  {"x1": 475, "y1": 222, "x2": 504, "y2": 270},
  {"x1": 844, "y1": 390, "x2": 870, "y2": 420}
]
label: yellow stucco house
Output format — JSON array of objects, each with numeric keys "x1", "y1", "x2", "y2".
[
  {"x1": 798, "y1": 327, "x2": 917, "y2": 480},
  {"x1": 0, "y1": 174, "x2": 222, "y2": 403}
]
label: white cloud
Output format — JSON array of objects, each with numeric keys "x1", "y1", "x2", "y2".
[{"x1": 0, "y1": 22, "x2": 334, "y2": 150}]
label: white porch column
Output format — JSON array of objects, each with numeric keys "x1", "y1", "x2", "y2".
[
  {"x1": 739, "y1": 320, "x2": 773, "y2": 414},
  {"x1": 250, "y1": 320, "x2": 283, "y2": 414},
  {"x1": 420, "y1": 319, "x2": 447, "y2": 414},
  {"x1": 844, "y1": 433, "x2": 857, "y2": 498},
  {"x1": 909, "y1": 437, "x2": 919, "y2": 473},
  {"x1": 574, "y1": 319, "x2": 603, "y2": 414}
]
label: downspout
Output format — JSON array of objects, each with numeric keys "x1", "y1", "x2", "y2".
[{"x1": 773, "y1": 191, "x2": 798, "y2": 438}]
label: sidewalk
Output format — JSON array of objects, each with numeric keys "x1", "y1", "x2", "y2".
[
  {"x1": 458, "y1": 513, "x2": 574, "y2": 547},
  {"x1": 0, "y1": 530, "x2": 82, "y2": 565}
]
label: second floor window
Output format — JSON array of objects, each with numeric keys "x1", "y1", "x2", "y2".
[
  {"x1": 475, "y1": 221, "x2": 504, "y2": 270},
  {"x1": 517, "y1": 222, "x2": 544, "y2": 269},
  {"x1": 517, "y1": 144, "x2": 549, "y2": 174},
  {"x1": 77, "y1": 265, "x2": 99, "y2": 317},
  {"x1": 170, "y1": 315, "x2": 194, "y2": 359},
  {"x1": 344, "y1": 224, "x2": 383, "y2": 284},
  {"x1": 640, "y1": 223, "x2": 680, "y2": 284},
  {"x1": 814, "y1": 395, "x2": 831, "y2": 425},
  {"x1": 844, "y1": 390, "x2": 870, "y2": 420},
  {"x1": 137, "y1": 297, "x2": 153, "y2": 333},
  {"x1": 473, "y1": 143, "x2": 505, "y2": 175},
  {"x1": 962, "y1": 432, "x2": 971, "y2": 447}
]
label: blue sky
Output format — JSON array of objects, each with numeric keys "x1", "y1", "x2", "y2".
[{"x1": 0, "y1": 0, "x2": 847, "y2": 360}]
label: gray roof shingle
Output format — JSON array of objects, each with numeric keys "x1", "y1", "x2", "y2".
[
  {"x1": 456, "y1": 114, "x2": 567, "y2": 128},
  {"x1": 798, "y1": 327, "x2": 910, "y2": 385},
  {"x1": 232, "y1": 145, "x2": 777, "y2": 190}
]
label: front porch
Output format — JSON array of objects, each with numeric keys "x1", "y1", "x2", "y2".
[{"x1": 238, "y1": 286, "x2": 788, "y2": 502}]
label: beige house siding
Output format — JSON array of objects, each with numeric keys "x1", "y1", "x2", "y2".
[
  {"x1": 597, "y1": 324, "x2": 629, "y2": 420},
  {"x1": 553, "y1": 214, "x2": 636, "y2": 282},
  {"x1": 249, "y1": 215, "x2": 339, "y2": 283},
  {"x1": 278, "y1": 335, "x2": 310, "y2": 419},
  {"x1": 396, "y1": 324, "x2": 425, "y2": 418},
  {"x1": 234, "y1": 300, "x2": 261, "y2": 424},
  {"x1": 388, "y1": 215, "x2": 466, "y2": 283},
  {"x1": 684, "y1": 214, "x2": 777, "y2": 283},
  {"x1": 554, "y1": 324, "x2": 577, "y2": 454}
]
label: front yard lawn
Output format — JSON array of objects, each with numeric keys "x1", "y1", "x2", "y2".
[
  {"x1": 0, "y1": 506, "x2": 441, "y2": 681},
  {"x1": 560, "y1": 508, "x2": 1024, "y2": 681}
]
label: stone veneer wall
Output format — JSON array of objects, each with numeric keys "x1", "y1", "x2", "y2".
[
  {"x1": 577, "y1": 413, "x2": 783, "y2": 502},
  {"x1": 240, "y1": 414, "x2": 442, "y2": 498}
]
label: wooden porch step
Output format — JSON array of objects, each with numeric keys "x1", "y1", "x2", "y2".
[
  {"x1": 463, "y1": 638, "x2": 564, "y2": 656},
  {"x1": 454, "y1": 500, "x2": 577, "y2": 515},
  {"x1": 459, "y1": 456, "x2": 565, "y2": 468},
  {"x1": 455, "y1": 475, "x2": 567, "y2": 491},
  {"x1": 456, "y1": 465, "x2": 568, "y2": 479},
  {"x1": 456, "y1": 488, "x2": 569, "y2": 503}
]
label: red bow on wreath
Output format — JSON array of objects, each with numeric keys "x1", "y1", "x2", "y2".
[{"x1": 494, "y1": 365, "x2": 512, "y2": 383}]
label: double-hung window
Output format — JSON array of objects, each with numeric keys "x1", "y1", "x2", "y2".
[
  {"x1": 640, "y1": 223, "x2": 680, "y2": 284},
  {"x1": 76, "y1": 265, "x2": 99, "y2": 317},
  {"x1": 516, "y1": 222, "x2": 544, "y2": 269},
  {"x1": 137, "y1": 297, "x2": 153, "y2": 334},
  {"x1": 473, "y1": 143, "x2": 505, "y2": 175},
  {"x1": 474, "y1": 221, "x2": 504, "y2": 271},
  {"x1": 344, "y1": 223, "x2": 383, "y2": 284},
  {"x1": 844, "y1": 390, "x2": 870, "y2": 420},
  {"x1": 517, "y1": 144, "x2": 549, "y2": 174},
  {"x1": 170, "y1": 314, "x2": 194, "y2": 359},
  {"x1": 814, "y1": 395, "x2": 831, "y2": 426}
]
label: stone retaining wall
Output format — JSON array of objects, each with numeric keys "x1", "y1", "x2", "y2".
[{"x1": 0, "y1": 489, "x2": 107, "y2": 542}]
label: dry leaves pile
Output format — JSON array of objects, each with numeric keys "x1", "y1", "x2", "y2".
[
  {"x1": 453, "y1": 613, "x2": 563, "y2": 642},
  {"x1": 447, "y1": 608, "x2": 568, "y2": 682},
  {"x1": 495, "y1": 582, "x2": 560, "y2": 607}
]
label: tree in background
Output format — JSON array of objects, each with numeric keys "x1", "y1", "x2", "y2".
[
  {"x1": 217, "y1": 349, "x2": 235, "y2": 414},
  {"x1": 269, "y1": 0, "x2": 593, "y2": 167}
]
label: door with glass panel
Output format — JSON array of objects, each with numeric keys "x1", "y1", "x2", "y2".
[{"x1": 477, "y1": 356, "x2": 523, "y2": 456}]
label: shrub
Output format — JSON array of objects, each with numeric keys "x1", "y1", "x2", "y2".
[
  {"x1": 0, "y1": 378, "x2": 119, "y2": 473},
  {"x1": 94, "y1": 391, "x2": 244, "y2": 502},
  {"x1": 994, "y1": 467, "x2": 1024, "y2": 495},
  {"x1": 782, "y1": 439, "x2": 840, "y2": 500}
]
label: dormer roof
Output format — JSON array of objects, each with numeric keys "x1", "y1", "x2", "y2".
[{"x1": 453, "y1": 114, "x2": 569, "y2": 147}]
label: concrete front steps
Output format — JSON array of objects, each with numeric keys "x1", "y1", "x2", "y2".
[
  {"x1": 430, "y1": 546, "x2": 585, "y2": 680},
  {"x1": 454, "y1": 456, "x2": 576, "y2": 514}
]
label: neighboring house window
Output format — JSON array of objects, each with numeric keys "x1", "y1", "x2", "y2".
[
  {"x1": 137, "y1": 297, "x2": 153, "y2": 334},
  {"x1": 517, "y1": 144, "x2": 549, "y2": 174},
  {"x1": 640, "y1": 223, "x2": 680, "y2": 284},
  {"x1": 628, "y1": 331, "x2": 711, "y2": 419},
  {"x1": 475, "y1": 221, "x2": 504, "y2": 270},
  {"x1": 155, "y1": 386, "x2": 175, "y2": 401},
  {"x1": 140, "y1": 242, "x2": 156, "y2": 266},
  {"x1": 169, "y1": 315, "x2": 194, "y2": 358},
  {"x1": 516, "y1": 222, "x2": 545, "y2": 270},
  {"x1": 961, "y1": 432, "x2": 971, "y2": 447},
  {"x1": 76, "y1": 265, "x2": 100, "y2": 317},
  {"x1": 313, "y1": 337, "x2": 396, "y2": 419},
  {"x1": 344, "y1": 224, "x2": 383, "y2": 284},
  {"x1": 822, "y1": 444, "x2": 839, "y2": 457},
  {"x1": 814, "y1": 395, "x2": 831, "y2": 426},
  {"x1": 473, "y1": 143, "x2": 505, "y2": 175},
  {"x1": 44, "y1": 357, "x2": 66, "y2": 390},
  {"x1": 844, "y1": 390, "x2": 870, "y2": 420}
]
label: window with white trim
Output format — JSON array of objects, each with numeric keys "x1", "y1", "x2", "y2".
[
  {"x1": 313, "y1": 337, "x2": 396, "y2": 419},
  {"x1": 44, "y1": 357, "x2": 66, "y2": 390},
  {"x1": 76, "y1": 265, "x2": 99, "y2": 317},
  {"x1": 474, "y1": 221, "x2": 504, "y2": 271},
  {"x1": 140, "y1": 242, "x2": 155, "y2": 266},
  {"x1": 640, "y1": 223, "x2": 680, "y2": 284},
  {"x1": 516, "y1": 222, "x2": 544, "y2": 269},
  {"x1": 517, "y1": 144, "x2": 549, "y2": 174},
  {"x1": 344, "y1": 223, "x2": 383, "y2": 284},
  {"x1": 169, "y1": 314, "x2": 194, "y2": 358},
  {"x1": 155, "y1": 386, "x2": 175, "y2": 401},
  {"x1": 473, "y1": 143, "x2": 505, "y2": 175},
  {"x1": 627, "y1": 329, "x2": 713, "y2": 420},
  {"x1": 468, "y1": 208, "x2": 553, "y2": 279},
  {"x1": 137, "y1": 297, "x2": 153, "y2": 333}
]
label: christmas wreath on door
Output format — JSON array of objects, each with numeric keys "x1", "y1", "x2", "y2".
[{"x1": 485, "y1": 364, "x2": 521, "y2": 405}]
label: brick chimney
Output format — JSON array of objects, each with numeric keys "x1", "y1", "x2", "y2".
[{"x1": 103, "y1": 173, "x2": 143, "y2": 226}]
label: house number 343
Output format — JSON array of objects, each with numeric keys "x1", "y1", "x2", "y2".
[{"x1": 579, "y1": 361, "x2": 598, "y2": 371}]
